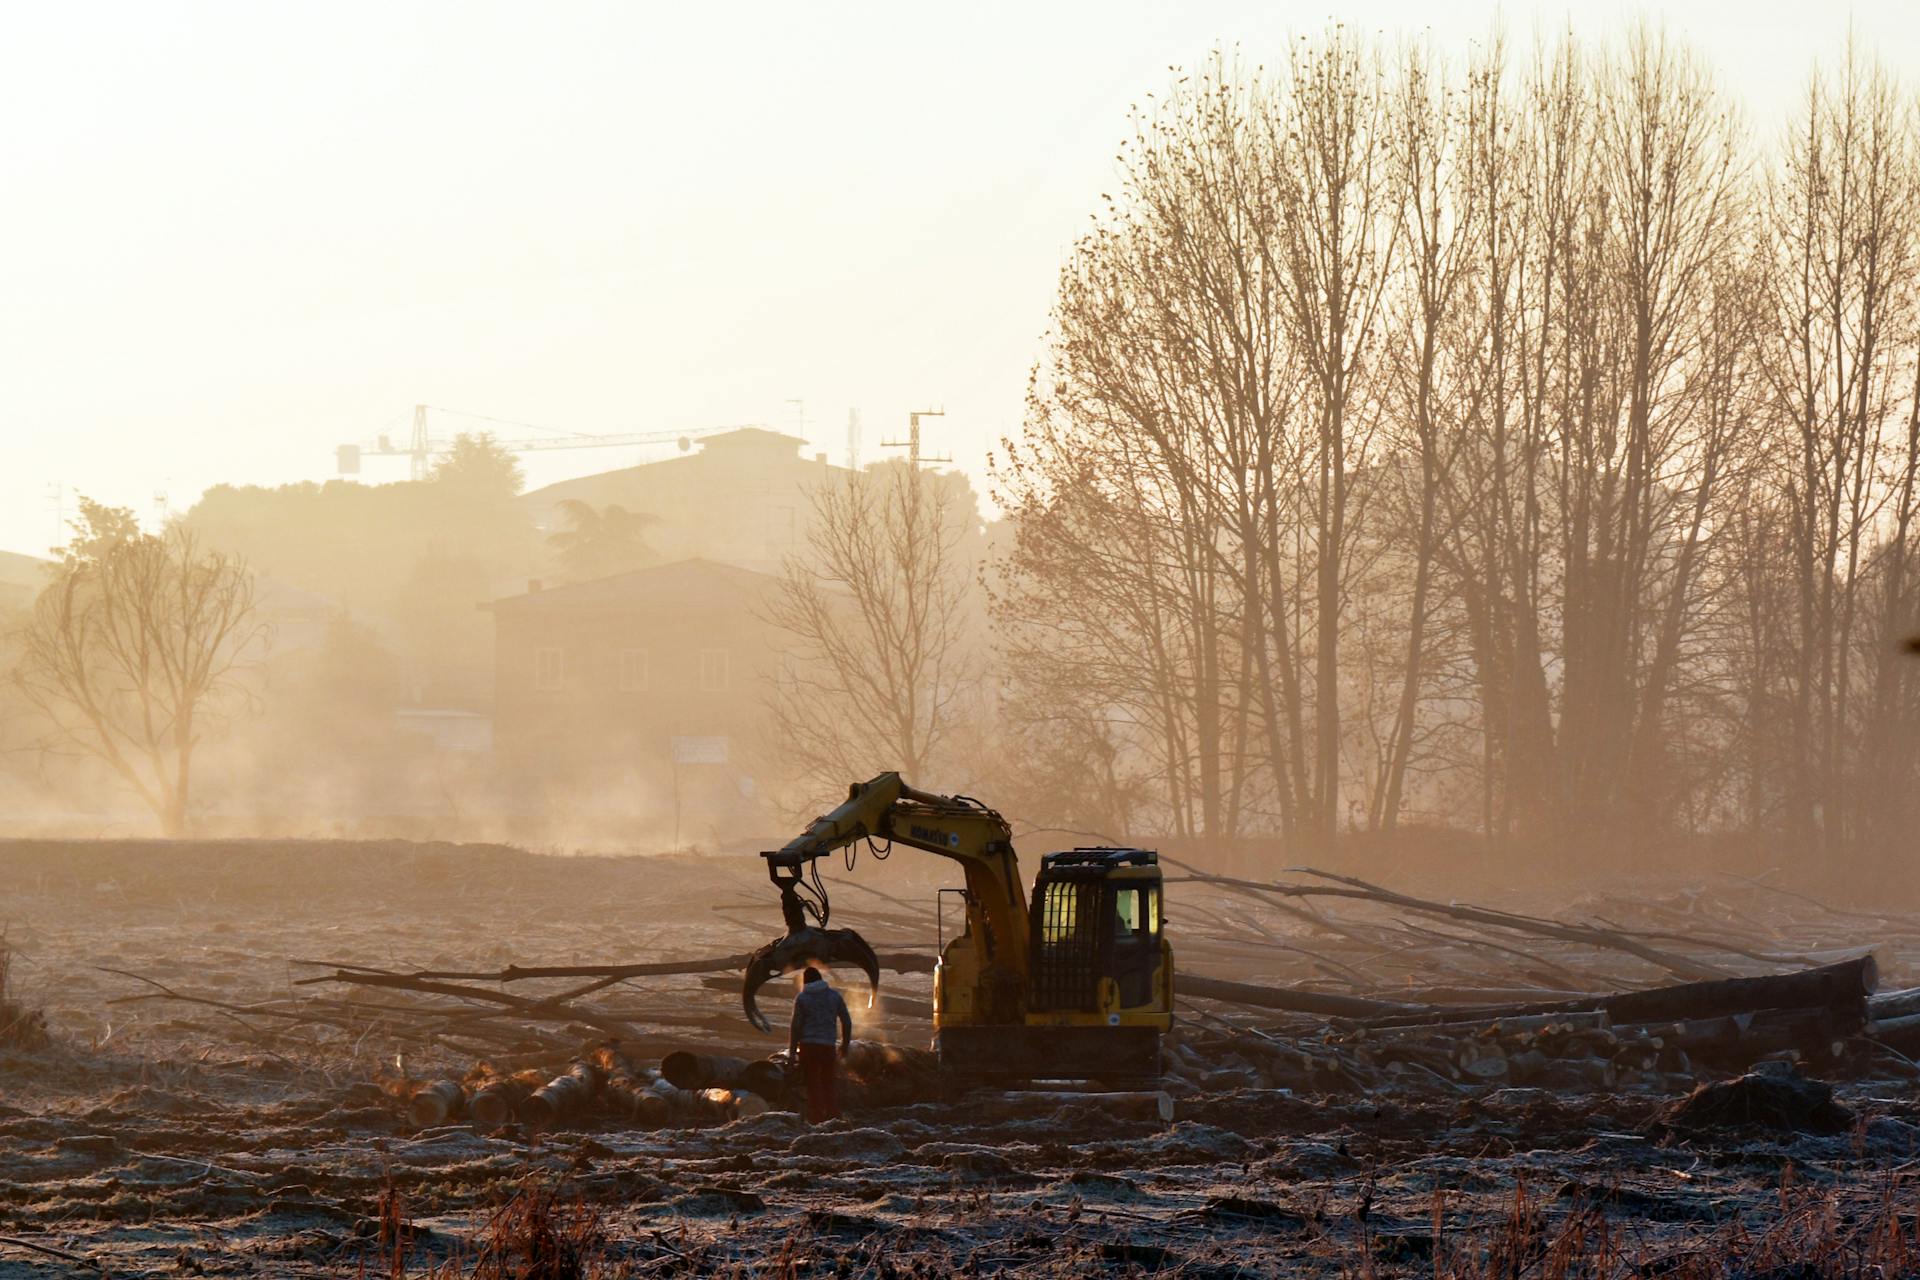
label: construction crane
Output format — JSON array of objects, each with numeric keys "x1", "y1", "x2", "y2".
[
  {"x1": 334, "y1": 405, "x2": 759, "y2": 480},
  {"x1": 882, "y1": 408, "x2": 951, "y2": 470}
]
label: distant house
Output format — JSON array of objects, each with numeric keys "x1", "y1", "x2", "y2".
[
  {"x1": 252, "y1": 573, "x2": 347, "y2": 655},
  {"x1": 519, "y1": 427, "x2": 846, "y2": 575},
  {"x1": 395, "y1": 707, "x2": 493, "y2": 753},
  {"x1": 0, "y1": 550, "x2": 50, "y2": 616},
  {"x1": 485, "y1": 558, "x2": 787, "y2": 823}
]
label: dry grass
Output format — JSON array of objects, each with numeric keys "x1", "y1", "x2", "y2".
[
  {"x1": 0, "y1": 938, "x2": 48, "y2": 1050},
  {"x1": 1424, "y1": 1174, "x2": 1920, "y2": 1280},
  {"x1": 337, "y1": 1170, "x2": 1920, "y2": 1279},
  {"x1": 359, "y1": 1178, "x2": 611, "y2": 1280}
]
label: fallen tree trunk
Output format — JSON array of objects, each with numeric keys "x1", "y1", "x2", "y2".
[
  {"x1": 298, "y1": 951, "x2": 938, "y2": 985},
  {"x1": 1179, "y1": 975, "x2": 1419, "y2": 1020},
  {"x1": 291, "y1": 971, "x2": 642, "y2": 1041},
  {"x1": 1625, "y1": 1006, "x2": 1859, "y2": 1067},
  {"x1": 1162, "y1": 862, "x2": 1732, "y2": 980},
  {"x1": 1602, "y1": 956, "x2": 1876, "y2": 1026},
  {"x1": 1356, "y1": 957, "x2": 1877, "y2": 1031},
  {"x1": 1361, "y1": 1010, "x2": 1613, "y2": 1040}
]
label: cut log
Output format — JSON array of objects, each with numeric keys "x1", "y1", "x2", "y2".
[
  {"x1": 406, "y1": 1079, "x2": 466, "y2": 1127},
  {"x1": 1868, "y1": 1010, "x2": 1920, "y2": 1042},
  {"x1": 1869, "y1": 988, "x2": 1920, "y2": 1022},
  {"x1": 660, "y1": 1052, "x2": 753, "y2": 1091},
  {"x1": 649, "y1": 1077, "x2": 731, "y2": 1121},
  {"x1": 469, "y1": 1077, "x2": 532, "y2": 1127},
  {"x1": 842, "y1": 1039, "x2": 938, "y2": 1077},
  {"x1": 738, "y1": 1058, "x2": 792, "y2": 1098},
  {"x1": 522, "y1": 1061, "x2": 602, "y2": 1127},
  {"x1": 604, "y1": 1067, "x2": 659, "y2": 1121},
  {"x1": 698, "y1": 1087, "x2": 765, "y2": 1119}
]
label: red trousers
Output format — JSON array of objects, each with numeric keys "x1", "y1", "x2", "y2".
[{"x1": 797, "y1": 1043, "x2": 840, "y2": 1123}]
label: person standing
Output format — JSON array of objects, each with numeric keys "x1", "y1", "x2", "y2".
[{"x1": 788, "y1": 966, "x2": 852, "y2": 1123}]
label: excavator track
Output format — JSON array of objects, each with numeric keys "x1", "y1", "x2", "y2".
[{"x1": 936, "y1": 1025, "x2": 1162, "y2": 1084}]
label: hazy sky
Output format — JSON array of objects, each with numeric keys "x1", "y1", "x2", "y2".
[{"x1": 2, "y1": 1, "x2": 1914, "y2": 558}]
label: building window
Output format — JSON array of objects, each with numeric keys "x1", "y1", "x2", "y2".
[
  {"x1": 698, "y1": 649, "x2": 730, "y2": 692},
  {"x1": 534, "y1": 647, "x2": 564, "y2": 691},
  {"x1": 619, "y1": 648, "x2": 649, "y2": 692}
]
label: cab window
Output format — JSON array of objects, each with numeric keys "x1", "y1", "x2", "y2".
[
  {"x1": 1041, "y1": 881, "x2": 1081, "y2": 943},
  {"x1": 1112, "y1": 886, "x2": 1158, "y2": 941}
]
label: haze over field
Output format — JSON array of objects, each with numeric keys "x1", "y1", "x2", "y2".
[
  {"x1": 2, "y1": 0, "x2": 1919, "y2": 902},
  {"x1": 2, "y1": 1, "x2": 1913, "y2": 557},
  {"x1": 10, "y1": 9, "x2": 1920, "y2": 1277}
]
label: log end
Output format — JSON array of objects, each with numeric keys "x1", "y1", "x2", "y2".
[{"x1": 407, "y1": 1096, "x2": 450, "y2": 1127}]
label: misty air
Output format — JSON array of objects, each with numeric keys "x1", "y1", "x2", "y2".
[{"x1": 2, "y1": 4, "x2": 1919, "y2": 1277}]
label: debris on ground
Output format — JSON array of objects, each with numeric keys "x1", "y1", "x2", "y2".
[
  {"x1": 5, "y1": 838, "x2": 1920, "y2": 1275},
  {"x1": 1658, "y1": 1065, "x2": 1856, "y2": 1134}
]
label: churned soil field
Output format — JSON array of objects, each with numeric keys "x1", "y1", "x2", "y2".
[{"x1": 2, "y1": 839, "x2": 1918, "y2": 1278}]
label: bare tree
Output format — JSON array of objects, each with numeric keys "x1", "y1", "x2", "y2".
[
  {"x1": 1761, "y1": 42, "x2": 1920, "y2": 865},
  {"x1": 765, "y1": 465, "x2": 979, "y2": 790},
  {"x1": 996, "y1": 52, "x2": 1288, "y2": 842},
  {"x1": 1367, "y1": 40, "x2": 1484, "y2": 831},
  {"x1": 11, "y1": 500, "x2": 265, "y2": 835},
  {"x1": 987, "y1": 27, "x2": 1917, "y2": 881},
  {"x1": 1270, "y1": 29, "x2": 1400, "y2": 841}
]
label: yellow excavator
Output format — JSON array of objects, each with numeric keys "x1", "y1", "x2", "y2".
[{"x1": 739, "y1": 773, "x2": 1174, "y2": 1080}]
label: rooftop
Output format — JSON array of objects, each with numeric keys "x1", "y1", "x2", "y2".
[
  {"x1": 519, "y1": 426, "x2": 831, "y2": 510},
  {"x1": 485, "y1": 557, "x2": 778, "y2": 612}
]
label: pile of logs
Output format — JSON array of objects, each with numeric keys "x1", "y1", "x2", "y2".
[
  {"x1": 395, "y1": 1038, "x2": 944, "y2": 1131},
  {"x1": 400, "y1": 1043, "x2": 769, "y2": 1131}
]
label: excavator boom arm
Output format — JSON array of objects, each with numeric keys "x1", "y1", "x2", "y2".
[{"x1": 742, "y1": 773, "x2": 1032, "y2": 1031}]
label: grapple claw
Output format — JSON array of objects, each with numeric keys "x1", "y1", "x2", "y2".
[{"x1": 740, "y1": 926, "x2": 883, "y2": 1033}]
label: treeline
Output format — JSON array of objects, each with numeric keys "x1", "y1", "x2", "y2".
[{"x1": 985, "y1": 29, "x2": 1920, "y2": 879}]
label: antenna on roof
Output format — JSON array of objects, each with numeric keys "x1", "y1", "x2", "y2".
[
  {"x1": 882, "y1": 408, "x2": 951, "y2": 470},
  {"x1": 45, "y1": 483, "x2": 65, "y2": 550}
]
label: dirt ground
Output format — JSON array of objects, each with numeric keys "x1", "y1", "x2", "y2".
[{"x1": 3, "y1": 839, "x2": 1918, "y2": 1278}]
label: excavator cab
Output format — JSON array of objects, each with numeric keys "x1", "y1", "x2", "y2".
[
  {"x1": 940, "y1": 847, "x2": 1173, "y2": 1082},
  {"x1": 1027, "y1": 848, "x2": 1168, "y2": 1018}
]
